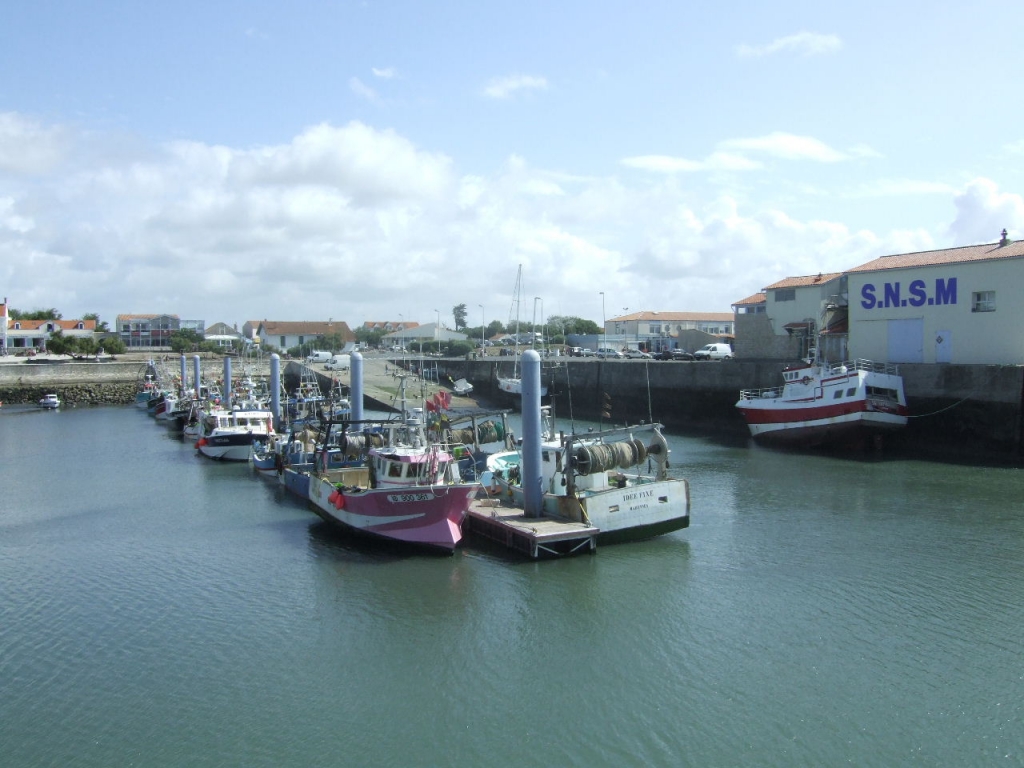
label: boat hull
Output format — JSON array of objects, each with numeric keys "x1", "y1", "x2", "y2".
[
  {"x1": 737, "y1": 403, "x2": 907, "y2": 447},
  {"x1": 197, "y1": 433, "x2": 262, "y2": 461},
  {"x1": 308, "y1": 474, "x2": 477, "y2": 552},
  {"x1": 737, "y1": 360, "x2": 908, "y2": 448},
  {"x1": 490, "y1": 473, "x2": 690, "y2": 541}
]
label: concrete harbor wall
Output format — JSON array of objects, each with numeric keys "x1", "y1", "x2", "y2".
[
  {"x1": 423, "y1": 358, "x2": 1024, "y2": 462},
  {"x1": 3, "y1": 354, "x2": 1022, "y2": 462}
]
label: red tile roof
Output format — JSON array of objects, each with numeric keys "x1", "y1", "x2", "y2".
[
  {"x1": 847, "y1": 239, "x2": 1024, "y2": 273},
  {"x1": 607, "y1": 310, "x2": 735, "y2": 322},
  {"x1": 763, "y1": 272, "x2": 843, "y2": 290},
  {"x1": 732, "y1": 292, "x2": 766, "y2": 306}
]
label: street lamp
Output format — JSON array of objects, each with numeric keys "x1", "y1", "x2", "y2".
[
  {"x1": 599, "y1": 291, "x2": 606, "y2": 352},
  {"x1": 478, "y1": 304, "x2": 484, "y2": 354},
  {"x1": 434, "y1": 309, "x2": 441, "y2": 355}
]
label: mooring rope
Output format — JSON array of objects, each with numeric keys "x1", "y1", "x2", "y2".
[{"x1": 907, "y1": 396, "x2": 974, "y2": 418}]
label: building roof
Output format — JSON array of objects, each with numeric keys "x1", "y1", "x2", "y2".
[
  {"x1": 205, "y1": 322, "x2": 241, "y2": 337},
  {"x1": 763, "y1": 272, "x2": 843, "y2": 290},
  {"x1": 732, "y1": 292, "x2": 766, "y2": 307},
  {"x1": 115, "y1": 313, "x2": 180, "y2": 321},
  {"x1": 257, "y1": 320, "x2": 355, "y2": 340},
  {"x1": 363, "y1": 321, "x2": 421, "y2": 330},
  {"x1": 846, "y1": 238, "x2": 1024, "y2": 273},
  {"x1": 608, "y1": 310, "x2": 735, "y2": 322},
  {"x1": 6, "y1": 318, "x2": 96, "y2": 331}
]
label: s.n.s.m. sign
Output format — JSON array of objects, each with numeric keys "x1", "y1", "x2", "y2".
[{"x1": 860, "y1": 278, "x2": 957, "y2": 310}]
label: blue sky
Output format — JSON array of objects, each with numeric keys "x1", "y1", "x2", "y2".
[{"x1": 2, "y1": 0, "x2": 1023, "y2": 331}]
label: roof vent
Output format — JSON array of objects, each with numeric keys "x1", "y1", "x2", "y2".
[{"x1": 1000, "y1": 228, "x2": 1009, "y2": 246}]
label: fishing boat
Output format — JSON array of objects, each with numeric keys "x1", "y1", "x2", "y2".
[
  {"x1": 305, "y1": 378, "x2": 479, "y2": 552},
  {"x1": 38, "y1": 393, "x2": 61, "y2": 409},
  {"x1": 483, "y1": 405, "x2": 690, "y2": 546},
  {"x1": 735, "y1": 357, "x2": 908, "y2": 448},
  {"x1": 195, "y1": 408, "x2": 275, "y2": 461}
]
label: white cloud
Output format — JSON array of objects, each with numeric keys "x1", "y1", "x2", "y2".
[
  {"x1": 482, "y1": 75, "x2": 548, "y2": 100},
  {"x1": 737, "y1": 31, "x2": 843, "y2": 58},
  {"x1": 948, "y1": 178, "x2": 1024, "y2": 245},
  {"x1": 0, "y1": 112, "x2": 70, "y2": 175},
  {"x1": 1, "y1": 112, "x2": 1011, "y2": 330},
  {"x1": 720, "y1": 132, "x2": 847, "y2": 162},
  {"x1": 372, "y1": 67, "x2": 397, "y2": 79},
  {"x1": 349, "y1": 77, "x2": 380, "y2": 104}
]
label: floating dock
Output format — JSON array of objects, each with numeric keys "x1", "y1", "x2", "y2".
[{"x1": 465, "y1": 496, "x2": 599, "y2": 558}]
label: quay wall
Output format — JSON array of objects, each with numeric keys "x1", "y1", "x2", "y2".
[{"x1": 428, "y1": 358, "x2": 1024, "y2": 462}]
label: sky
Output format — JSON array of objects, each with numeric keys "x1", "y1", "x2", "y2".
[{"x1": 3, "y1": 0, "x2": 1024, "y2": 333}]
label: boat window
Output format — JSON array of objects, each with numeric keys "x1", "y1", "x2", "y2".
[
  {"x1": 833, "y1": 390, "x2": 843, "y2": 399},
  {"x1": 388, "y1": 462, "x2": 403, "y2": 478},
  {"x1": 846, "y1": 388, "x2": 857, "y2": 397}
]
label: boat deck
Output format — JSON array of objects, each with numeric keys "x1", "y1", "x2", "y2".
[{"x1": 465, "y1": 496, "x2": 598, "y2": 559}]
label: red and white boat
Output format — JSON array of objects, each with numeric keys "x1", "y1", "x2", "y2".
[
  {"x1": 736, "y1": 358, "x2": 908, "y2": 448},
  {"x1": 306, "y1": 380, "x2": 478, "y2": 552}
]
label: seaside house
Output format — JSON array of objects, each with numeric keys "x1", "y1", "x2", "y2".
[
  {"x1": 116, "y1": 314, "x2": 205, "y2": 349},
  {"x1": 255, "y1": 320, "x2": 356, "y2": 351}
]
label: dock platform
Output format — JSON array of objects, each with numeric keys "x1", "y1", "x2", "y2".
[{"x1": 465, "y1": 496, "x2": 599, "y2": 558}]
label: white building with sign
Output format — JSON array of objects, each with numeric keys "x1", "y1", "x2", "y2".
[{"x1": 736, "y1": 231, "x2": 1024, "y2": 366}]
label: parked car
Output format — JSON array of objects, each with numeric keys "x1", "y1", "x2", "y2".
[
  {"x1": 324, "y1": 354, "x2": 350, "y2": 371},
  {"x1": 596, "y1": 348, "x2": 624, "y2": 359},
  {"x1": 624, "y1": 349, "x2": 652, "y2": 359},
  {"x1": 653, "y1": 349, "x2": 694, "y2": 361},
  {"x1": 693, "y1": 343, "x2": 733, "y2": 360},
  {"x1": 567, "y1": 346, "x2": 584, "y2": 357},
  {"x1": 579, "y1": 348, "x2": 596, "y2": 357}
]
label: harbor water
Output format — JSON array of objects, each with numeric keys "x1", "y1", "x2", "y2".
[{"x1": 2, "y1": 405, "x2": 1023, "y2": 767}]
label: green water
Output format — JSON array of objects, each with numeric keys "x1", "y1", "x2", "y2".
[{"x1": 1, "y1": 405, "x2": 1022, "y2": 767}]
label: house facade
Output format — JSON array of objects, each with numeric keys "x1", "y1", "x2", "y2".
[
  {"x1": 1, "y1": 312, "x2": 97, "y2": 352},
  {"x1": 735, "y1": 230, "x2": 1024, "y2": 366},
  {"x1": 116, "y1": 314, "x2": 205, "y2": 349},
  {"x1": 204, "y1": 322, "x2": 243, "y2": 349},
  {"x1": 255, "y1": 320, "x2": 356, "y2": 351},
  {"x1": 602, "y1": 310, "x2": 735, "y2": 352}
]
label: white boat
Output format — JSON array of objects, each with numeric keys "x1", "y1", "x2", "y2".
[
  {"x1": 452, "y1": 378, "x2": 474, "y2": 396},
  {"x1": 736, "y1": 358, "x2": 908, "y2": 448},
  {"x1": 38, "y1": 393, "x2": 61, "y2": 409},
  {"x1": 496, "y1": 264, "x2": 548, "y2": 403},
  {"x1": 484, "y1": 406, "x2": 690, "y2": 545},
  {"x1": 195, "y1": 409, "x2": 275, "y2": 461}
]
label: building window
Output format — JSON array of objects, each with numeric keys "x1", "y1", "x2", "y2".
[
  {"x1": 774, "y1": 288, "x2": 796, "y2": 302},
  {"x1": 972, "y1": 291, "x2": 995, "y2": 313}
]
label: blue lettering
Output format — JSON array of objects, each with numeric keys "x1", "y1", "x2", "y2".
[
  {"x1": 908, "y1": 280, "x2": 927, "y2": 307},
  {"x1": 935, "y1": 277, "x2": 957, "y2": 305},
  {"x1": 860, "y1": 283, "x2": 876, "y2": 310},
  {"x1": 884, "y1": 282, "x2": 901, "y2": 309}
]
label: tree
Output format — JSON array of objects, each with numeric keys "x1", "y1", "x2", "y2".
[
  {"x1": 10, "y1": 308, "x2": 62, "y2": 320},
  {"x1": 83, "y1": 313, "x2": 110, "y2": 332},
  {"x1": 452, "y1": 304, "x2": 468, "y2": 331},
  {"x1": 169, "y1": 328, "x2": 204, "y2": 353},
  {"x1": 549, "y1": 314, "x2": 601, "y2": 336},
  {"x1": 44, "y1": 330, "x2": 75, "y2": 355}
]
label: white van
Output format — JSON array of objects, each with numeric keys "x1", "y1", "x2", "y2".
[
  {"x1": 306, "y1": 351, "x2": 332, "y2": 363},
  {"x1": 693, "y1": 343, "x2": 733, "y2": 361},
  {"x1": 324, "y1": 354, "x2": 350, "y2": 371}
]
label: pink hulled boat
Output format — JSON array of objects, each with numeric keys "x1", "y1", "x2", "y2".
[
  {"x1": 306, "y1": 380, "x2": 478, "y2": 552},
  {"x1": 736, "y1": 358, "x2": 909, "y2": 448}
]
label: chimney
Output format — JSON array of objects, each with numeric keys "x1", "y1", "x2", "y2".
[{"x1": 999, "y1": 228, "x2": 1009, "y2": 246}]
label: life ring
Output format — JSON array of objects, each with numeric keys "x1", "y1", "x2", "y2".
[{"x1": 801, "y1": 376, "x2": 811, "y2": 385}]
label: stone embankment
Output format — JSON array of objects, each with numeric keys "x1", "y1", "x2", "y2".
[{"x1": 0, "y1": 358, "x2": 149, "y2": 406}]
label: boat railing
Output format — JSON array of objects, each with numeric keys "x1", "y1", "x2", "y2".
[{"x1": 739, "y1": 358, "x2": 900, "y2": 400}]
